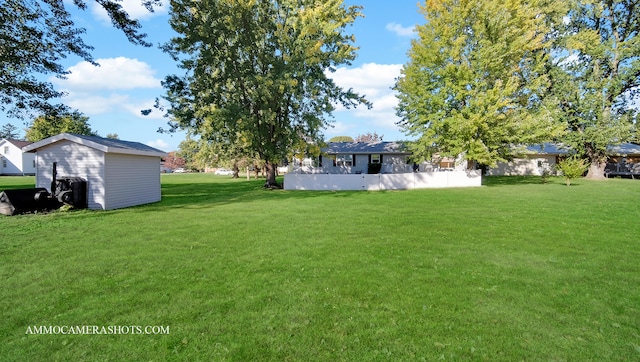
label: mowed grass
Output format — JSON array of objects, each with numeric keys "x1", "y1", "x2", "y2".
[{"x1": 1, "y1": 174, "x2": 639, "y2": 361}]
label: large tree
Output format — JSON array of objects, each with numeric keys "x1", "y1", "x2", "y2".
[
  {"x1": 553, "y1": 0, "x2": 639, "y2": 178},
  {"x1": 159, "y1": 0, "x2": 369, "y2": 187},
  {"x1": 25, "y1": 110, "x2": 96, "y2": 141},
  {"x1": 395, "y1": 0, "x2": 566, "y2": 167},
  {"x1": 0, "y1": 0, "x2": 160, "y2": 119}
]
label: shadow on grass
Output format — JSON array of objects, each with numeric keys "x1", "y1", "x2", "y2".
[
  {"x1": 482, "y1": 175, "x2": 596, "y2": 188},
  {"x1": 483, "y1": 175, "x2": 557, "y2": 187},
  {"x1": 139, "y1": 177, "x2": 358, "y2": 212}
]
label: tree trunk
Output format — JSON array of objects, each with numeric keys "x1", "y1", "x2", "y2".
[
  {"x1": 586, "y1": 160, "x2": 606, "y2": 179},
  {"x1": 232, "y1": 161, "x2": 240, "y2": 179},
  {"x1": 584, "y1": 142, "x2": 606, "y2": 180},
  {"x1": 264, "y1": 161, "x2": 281, "y2": 188}
]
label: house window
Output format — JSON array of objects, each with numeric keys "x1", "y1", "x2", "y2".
[
  {"x1": 2, "y1": 159, "x2": 6, "y2": 168},
  {"x1": 336, "y1": 154, "x2": 353, "y2": 166},
  {"x1": 370, "y1": 154, "x2": 381, "y2": 164},
  {"x1": 33, "y1": 160, "x2": 36, "y2": 168},
  {"x1": 3, "y1": 146, "x2": 8, "y2": 154}
]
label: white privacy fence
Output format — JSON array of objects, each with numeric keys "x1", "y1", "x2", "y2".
[{"x1": 284, "y1": 170, "x2": 482, "y2": 191}]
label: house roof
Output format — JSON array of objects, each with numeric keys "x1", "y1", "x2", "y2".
[
  {"x1": 22, "y1": 133, "x2": 167, "y2": 158},
  {"x1": 0, "y1": 139, "x2": 33, "y2": 149},
  {"x1": 525, "y1": 142, "x2": 640, "y2": 156},
  {"x1": 322, "y1": 142, "x2": 411, "y2": 155},
  {"x1": 525, "y1": 143, "x2": 572, "y2": 155},
  {"x1": 607, "y1": 143, "x2": 640, "y2": 156}
]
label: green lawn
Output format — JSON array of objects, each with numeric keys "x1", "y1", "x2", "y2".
[{"x1": 1, "y1": 174, "x2": 639, "y2": 361}]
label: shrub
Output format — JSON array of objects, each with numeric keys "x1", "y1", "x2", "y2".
[
  {"x1": 540, "y1": 166, "x2": 553, "y2": 184},
  {"x1": 557, "y1": 157, "x2": 588, "y2": 186}
]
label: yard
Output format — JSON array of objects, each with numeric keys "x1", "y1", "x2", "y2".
[{"x1": 1, "y1": 174, "x2": 639, "y2": 360}]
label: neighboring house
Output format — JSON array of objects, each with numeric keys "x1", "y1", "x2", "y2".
[
  {"x1": 293, "y1": 142, "x2": 414, "y2": 174},
  {"x1": 22, "y1": 133, "x2": 167, "y2": 210},
  {"x1": 486, "y1": 142, "x2": 640, "y2": 176},
  {"x1": 606, "y1": 143, "x2": 640, "y2": 162},
  {"x1": 486, "y1": 143, "x2": 569, "y2": 176},
  {"x1": 0, "y1": 139, "x2": 36, "y2": 175},
  {"x1": 605, "y1": 143, "x2": 640, "y2": 177}
]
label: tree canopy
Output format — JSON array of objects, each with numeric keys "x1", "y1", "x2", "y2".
[
  {"x1": 396, "y1": 0, "x2": 639, "y2": 176},
  {"x1": 552, "y1": 0, "x2": 639, "y2": 178},
  {"x1": 396, "y1": 0, "x2": 566, "y2": 167},
  {"x1": 0, "y1": 0, "x2": 160, "y2": 119},
  {"x1": 25, "y1": 110, "x2": 96, "y2": 141},
  {"x1": 327, "y1": 136, "x2": 355, "y2": 142},
  {"x1": 0, "y1": 123, "x2": 20, "y2": 139},
  {"x1": 159, "y1": 0, "x2": 369, "y2": 187}
]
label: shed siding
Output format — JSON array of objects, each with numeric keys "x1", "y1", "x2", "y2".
[
  {"x1": 34, "y1": 140, "x2": 105, "y2": 209},
  {"x1": 103, "y1": 153, "x2": 161, "y2": 210}
]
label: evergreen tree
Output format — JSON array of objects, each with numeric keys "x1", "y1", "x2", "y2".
[{"x1": 0, "y1": 123, "x2": 20, "y2": 139}]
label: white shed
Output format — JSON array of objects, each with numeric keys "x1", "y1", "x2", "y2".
[{"x1": 22, "y1": 133, "x2": 167, "y2": 210}]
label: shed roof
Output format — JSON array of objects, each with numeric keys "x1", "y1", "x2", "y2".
[
  {"x1": 322, "y1": 142, "x2": 411, "y2": 155},
  {"x1": 22, "y1": 133, "x2": 167, "y2": 157}
]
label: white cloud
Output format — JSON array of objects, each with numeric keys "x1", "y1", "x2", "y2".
[
  {"x1": 386, "y1": 22, "x2": 416, "y2": 37},
  {"x1": 54, "y1": 57, "x2": 161, "y2": 91},
  {"x1": 329, "y1": 63, "x2": 402, "y2": 110},
  {"x1": 331, "y1": 63, "x2": 402, "y2": 95},
  {"x1": 49, "y1": 57, "x2": 164, "y2": 118},
  {"x1": 327, "y1": 63, "x2": 405, "y2": 138},
  {"x1": 147, "y1": 139, "x2": 171, "y2": 151},
  {"x1": 91, "y1": 0, "x2": 168, "y2": 23},
  {"x1": 62, "y1": 93, "x2": 131, "y2": 114}
]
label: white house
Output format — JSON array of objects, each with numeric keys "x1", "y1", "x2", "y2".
[
  {"x1": 292, "y1": 142, "x2": 414, "y2": 174},
  {"x1": 0, "y1": 139, "x2": 36, "y2": 175},
  {"x1": 285, "y1": 141, "x2": 482, "y2": 190},
  {"x1": 486, "y1": 143, "x2": 640, "y2": 176},
  {"x1": 486, "y1": 144, "x2": 569, "y2": 176},
  {"x1": 22, "y1": 133, "x2": 167, "y2": 210}
]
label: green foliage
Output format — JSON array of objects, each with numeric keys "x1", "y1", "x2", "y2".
[
  {"x1": 25, "y1": 110, "x2": 96, "y2": 142},
  {"x1": 0, "y1": 0, "x2": 160, "y2": 119},
  {"x1": 395, "y1": 0, "x2": 566, "y2": 167},
  {"x1": 552, "y1": 0, "x2": 639, "y2": 177},
  {"x1": 176, "y1": 136, "x2": 201, "y2": 170},
  {"x1": 105, "y1": 133, "x2": 119, "y2": 139},
  {"x1": 159, "y1": 0, "x2": 369, "y2": 186},
  {"x1": 0, "y1": 123, "x2": 20, "y2": 139},
  {"x1": 328, "y1": 136, "x2": 355, "y2": 142},
  {"x1": 557, "y1": 156, "x2": 589, "y2": 185},
  {"x1": 540, "y1": 166, "x2": 553, "y2": 184}
]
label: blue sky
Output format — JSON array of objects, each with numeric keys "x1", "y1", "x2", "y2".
[{"x1": 7, "y1": 1, "x2": 426, "y2": 151}]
